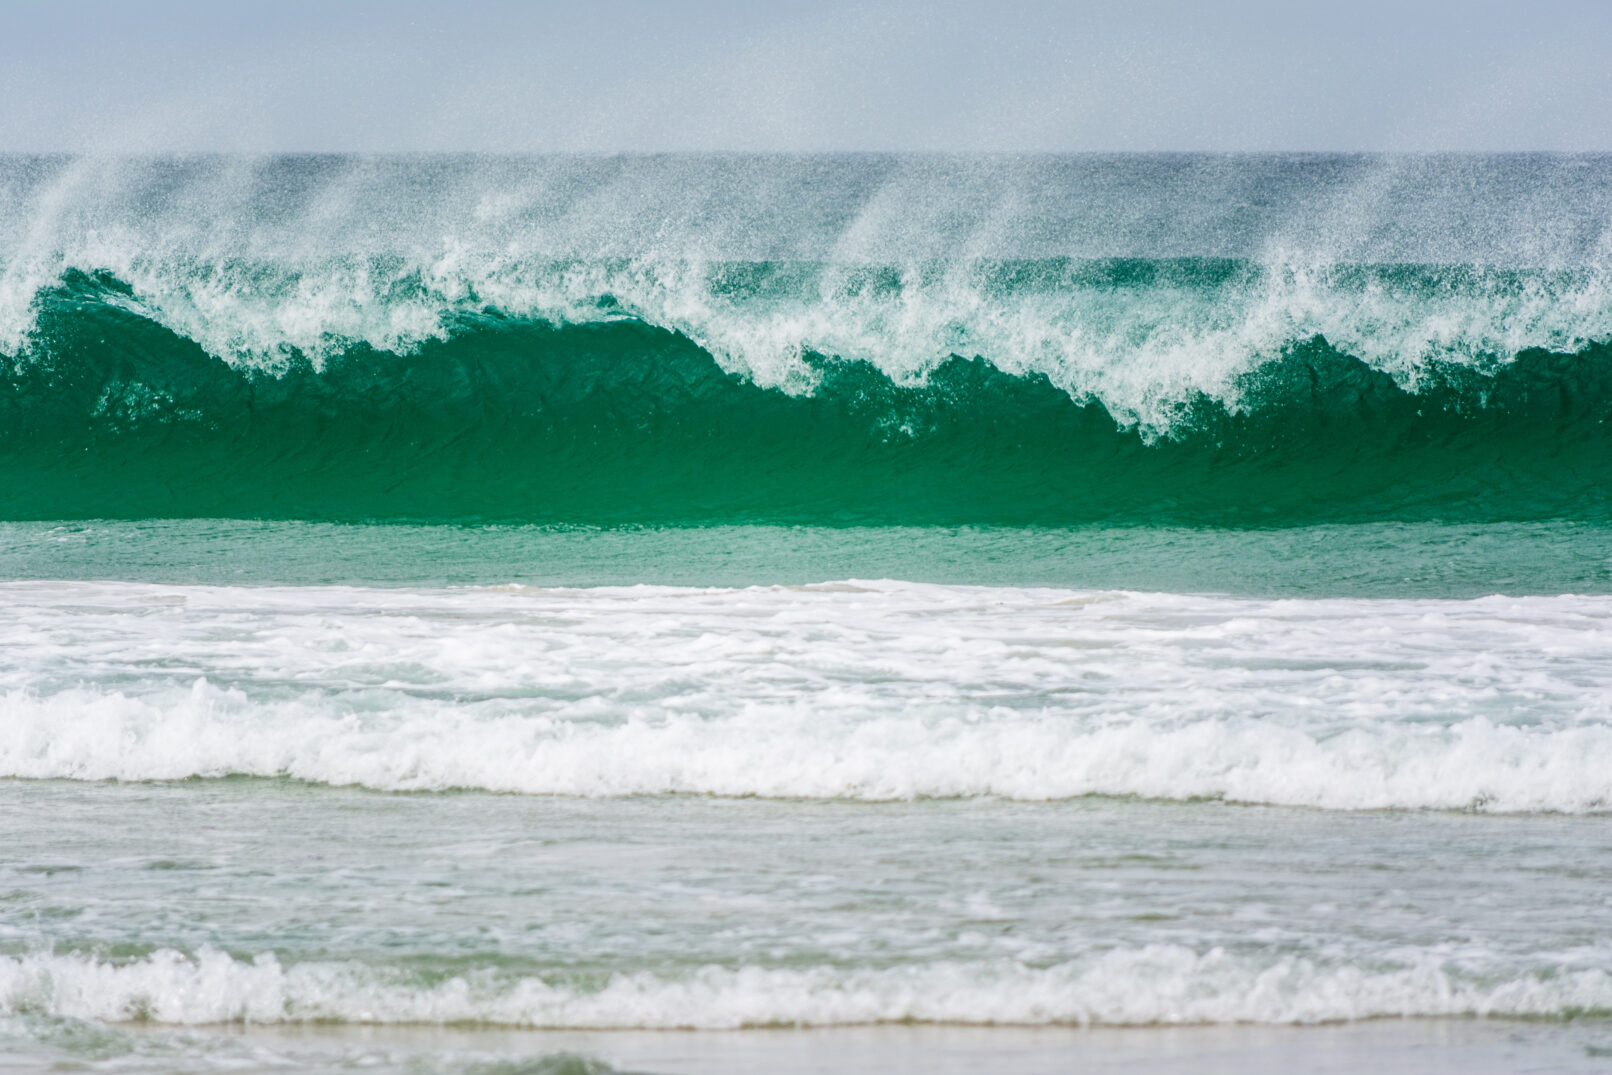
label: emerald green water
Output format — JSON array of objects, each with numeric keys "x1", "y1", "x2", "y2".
[{"x1": 7, "y1": 284, "x2": 1612, "y2": 526}]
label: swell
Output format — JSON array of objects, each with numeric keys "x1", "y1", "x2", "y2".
[{"x1": 3, "y1": 270, "x2": 1612, "y2": 524}]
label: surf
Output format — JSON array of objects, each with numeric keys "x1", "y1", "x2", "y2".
[{"x1": 5, "y1": 580, "x2": 1611, "y2": 813}]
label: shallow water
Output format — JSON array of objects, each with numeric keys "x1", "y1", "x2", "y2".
[
  {"x1": 4, "y1": 519, "x2": 1612, "y2": 597},
  {"x1": 3, "y1": 781, "x2": 1611, "y2": 1034}
]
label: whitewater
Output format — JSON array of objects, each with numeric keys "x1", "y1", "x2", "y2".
[
  {"x1": 3, "y1": 579, "x2": 1611, "y2": 812},
  {"x1": 4, "y1": 153, "x2": 1612, "y2": 1073}
]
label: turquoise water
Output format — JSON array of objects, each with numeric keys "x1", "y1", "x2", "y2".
[{"x1": 3, "y1": 519, "x2": 1611, "y2": 597}]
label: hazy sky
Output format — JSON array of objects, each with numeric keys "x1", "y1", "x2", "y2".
[{"x1": 3, "y1": 0, "x2": 1610, "y2": 152}]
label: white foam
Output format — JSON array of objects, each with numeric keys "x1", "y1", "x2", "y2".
[
  {"x1": 2, "y1": 947, "x2": 1608, "y2": 1028},
  {"x1": 12, "y1": 249, "x2": 1612, "y2": 434},
  {"x1": 4, "y1": 157, "x2": 1612, "y2": 434},
  {"x1": 2, "y1": 581, "x2": 1610, "y2": 812},
  {"x1": 3, "y1": 684, "x2": 1609, "y2": 812}
]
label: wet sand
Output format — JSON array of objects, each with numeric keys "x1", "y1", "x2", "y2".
[{"x1": 17, "y1": 1018, "x2": 1597, "y2": 1074}]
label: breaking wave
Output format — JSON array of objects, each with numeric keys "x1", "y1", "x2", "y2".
[
  {"x1": 3, "y1": 947, "x2": 1609, "y2": 1028},
  {"x1": 3, "y1": 262, "x2": 1612, "y2": 524}
]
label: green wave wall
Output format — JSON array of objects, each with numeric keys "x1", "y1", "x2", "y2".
[{"x1": 3, "y1": 272, "x2": 1610, "y2": 525}]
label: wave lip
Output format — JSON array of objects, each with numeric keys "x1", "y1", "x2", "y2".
[{"x1": 4, "y1": 947, "x2": 1609, "y2": 1029}]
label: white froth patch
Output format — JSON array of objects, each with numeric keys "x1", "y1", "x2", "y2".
[
  {"x1": 2, "y1": 687, "x2": 1610, "y2": 812},
  {"x1": 1, "y1": 947, "x2": 1608, "y2": 1028},
  {"x1": 1, "y1": 582, "x2": 1611, "y2": 812}
]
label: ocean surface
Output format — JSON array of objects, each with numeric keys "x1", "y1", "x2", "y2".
[{"x1": 2, "y1": 153, "x2": 1611, "y2": 1072}]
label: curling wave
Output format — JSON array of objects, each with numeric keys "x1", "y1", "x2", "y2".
[{"x1": 3, "y1": 264, "x2": 1612, "y2": 524}]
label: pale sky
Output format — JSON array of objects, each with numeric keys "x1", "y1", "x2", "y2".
[{"x1": 2, "y1": 0, "x2": 1610, "y2": 152}]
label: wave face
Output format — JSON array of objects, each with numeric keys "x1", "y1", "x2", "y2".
[{"x1": 3, "y1": 154, "x2": 1612, "y2": 524}]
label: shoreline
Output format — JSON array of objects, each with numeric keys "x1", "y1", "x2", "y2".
[{"x1": 74, "y1": 1018, "x2": 1611, "y2": 1075}]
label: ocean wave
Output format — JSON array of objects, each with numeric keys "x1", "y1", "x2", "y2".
[
  {"x1": 2, "y1": 271, "x2": 1612, "y2": 524},
  {"x1": 3, "y1": 947, "x2": 1608, "y2": 1028},
  {"x1": 3, "y1": 161, "x2": 1611, "y2": 524}
]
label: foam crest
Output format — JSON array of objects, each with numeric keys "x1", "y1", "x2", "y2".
[
  {"x1": 4, "y1": 155, "x2": 1612, "y2": 433},
  {"x1": 3, "y1": 682, "x2": 1610, "y2": 812},
  {"x1": 3, "y1": 947, "x2": 1608, "y2": 1028},
  {"x1": 13, "y1": 254, "x2": 1612, "y2": 433}
]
